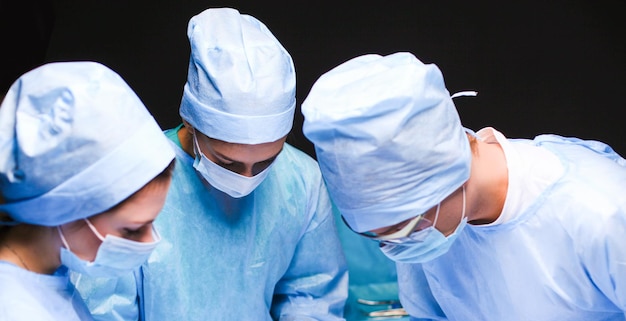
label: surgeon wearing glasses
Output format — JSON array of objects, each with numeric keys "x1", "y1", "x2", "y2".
[
  {"x1": 352, "y1": 183, "x2": 467, "y2": 265},
  {"x1": 302, "y1": 52, "x2": 626, "y2": 320}
]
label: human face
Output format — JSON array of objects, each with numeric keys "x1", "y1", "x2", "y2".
[
  {"x1": 357, "y1": 212, "x2": 435, "y2": 241},
  {"x1": 193, "y1": 130, "x2": 286, "y2": 177},
  {"x1": 364, "y1": 186, "x2": 467, "y2": 241},
  {"x1": 59, "y1": 178, "x2": 171, "y2": 262}
]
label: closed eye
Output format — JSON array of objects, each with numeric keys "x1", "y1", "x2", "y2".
[{"x1": 122, "y1": 226, "x2": 149, "y2": 239}]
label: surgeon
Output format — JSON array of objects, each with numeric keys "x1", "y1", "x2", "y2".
[
  {"x1": 76, "y1": 7, "x2": 348, "y2": 321},
  {"x1": 0, "y1": 61, "x2": 175, "y2": 320},
  {"x1": 301, "y1": 52, "x2": 626, "y2": 320}
]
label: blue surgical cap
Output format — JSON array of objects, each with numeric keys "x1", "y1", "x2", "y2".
[
  {"x1": 302, "y1": 53, "x2": 471, "y2": 233},
  {"x1": 0, "y1": 61, "x2": 175, "y2": 226},
  {"x1": 179, "y1": 8, "x2": 296, "y2": 144}
]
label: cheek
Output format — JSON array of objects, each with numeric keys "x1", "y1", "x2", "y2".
[
  {"x1": 138, "y1": 223, "x2": 157, "y2": 243},
  {"x1": 438, "y1": 217, "x2": 463, "y2": 237},
  {"x1": 66, "y1": 228, "x2": 102, "y2": 262}
]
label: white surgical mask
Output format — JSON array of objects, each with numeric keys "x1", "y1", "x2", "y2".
[
  {"x1": 58, "y1": 219, "x2": 161, "y2": 277},
  {"x1": 191, "y1": 132, "x2": 273, "y2": 198},
  {"x1": 380, "y1": 186, "x2": 467, "y2": 264}
]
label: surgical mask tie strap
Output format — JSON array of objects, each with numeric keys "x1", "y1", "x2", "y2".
[
  {"x1": 452, "y1": 91, "x2": 480, "y2": 139},
  {"x1": 450, "y1": 91, "x2": 478, "y2": 99},
  {"x1": 57, "y1": 226, "x2": 71, "y2": 251},
  {"x1": 83, "y1": 218, "x2": 106, "y2": 241},
  {"x1": 432, "y1": 202, "x2": 441, "y2": 227},
  {"x1": 461, "y1": 185, "x2": 466, "y2": 221},
  {"x1": 191, "y1": 129, "x2": 202, "y2": 158}
]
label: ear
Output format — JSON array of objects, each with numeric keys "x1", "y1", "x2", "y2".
[
  {"x1": 177, "y1": 121, "x2": 197, "y2": 158},
  {"x1": 181, "y1": 119, "x2": 193, "y2": 134}
]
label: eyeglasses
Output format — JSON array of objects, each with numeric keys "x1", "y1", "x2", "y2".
[{"x1": 341, "y1": 203, "x2": 440, "y2": 244}]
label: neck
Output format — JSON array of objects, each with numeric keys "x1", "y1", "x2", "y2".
[
  {"x1": 0, "y1": 225, "x2": 63, "y2": 274},
  {"x1": 465, "y1": 138, "x2": 508, "y2": 225},
  {"x1": 178, "y1": 125, "x2": 195, "y2": 158}
]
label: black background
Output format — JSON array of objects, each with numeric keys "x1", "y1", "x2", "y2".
[{"x1": 3, "y1": 0, "x2": 625, "y2": 157}]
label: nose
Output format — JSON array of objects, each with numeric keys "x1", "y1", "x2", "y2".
[
  {"x1": 237, "y1": 165, "x2": 254, "y2": 178},
  {"x1": 140, "y1": 223, "x2": 156, "y2": 243}
]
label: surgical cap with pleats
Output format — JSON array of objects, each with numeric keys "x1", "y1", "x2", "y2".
[
  {"x1": 0, "y1": 61, "x2": 175, "y2": 226},
  {"x1": 302, "y1": 52, "x2": 471, "y2": 233},
  {"x1": 179, "y1": 8, "x2": 296, "y2": 144}
]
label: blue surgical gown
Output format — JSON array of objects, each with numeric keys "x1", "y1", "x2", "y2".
[
  {"x1": 77, "y1": 126, "x2": 348, "y2": 320},
  {"x1": 332, "y1": 203, "x2": 410, "y2": 320},
  {"x1": 398, "y1": 133, "x2": 626, "y2": 320},
  {"x1": 0, "y1": 262, "x2": 94, "y2": 320}
]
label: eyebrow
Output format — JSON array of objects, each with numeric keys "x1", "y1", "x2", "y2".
[
  {"x1": 213, "y1": 150, "x2": 236, "y2": 163},
  {"x1": 128, "y1": 219, "x2": 155, "y2": 226},
  {"x1": 214, "y1": 148, "x2": 283, "y2": 165}
]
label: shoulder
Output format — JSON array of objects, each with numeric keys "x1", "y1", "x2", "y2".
[
  {"x1": 532, "y1": 134, "x2": 626, "y2": 168},
  {"x1": 264, "y1": 144, "x2": 326, "y2": 201},
  {"x1": 279, "y1": 144, "x2": 318, "y2": 166},
  {"x1": 0, "y1": 266, "x2": 51, "y2": 319},
  {"x1": 0, "y1": 263, "x2": 33, "y2": 291},
  {"x1": 276, "y1": 143, "x2": 320, "y2": 174}
]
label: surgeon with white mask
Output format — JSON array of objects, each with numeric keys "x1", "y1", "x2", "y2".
[
  {"x1": 75, "y1": 7, "x2": 348, "y2": 321},
  {"x1": 0, "y1": 61, "x2": 175, "y2": 320},
  {"x1": 301, "y1": 52, "x2": 626, "y2": 320}
]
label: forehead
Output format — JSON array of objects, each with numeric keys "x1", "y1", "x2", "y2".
[
  {"x1": 93, "y1": 180, "x2": 169, "y2": 224},
  {"x1": 200, "y1": 134, "x2": 286, "y2": 163}
]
